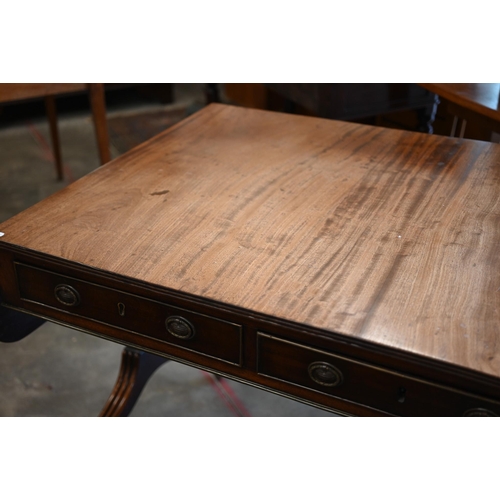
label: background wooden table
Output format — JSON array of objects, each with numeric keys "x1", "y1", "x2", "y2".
[
  {"x1": 0, "y1": 83, "x2": 111, "y2": 179},
  {"x1": 419, "y1": 83, "x2": 500, "y2": 138}
]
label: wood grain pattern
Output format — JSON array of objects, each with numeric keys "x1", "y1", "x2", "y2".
[{"x1": 1, "y1": 103, "x2": 500, "y2": 381}]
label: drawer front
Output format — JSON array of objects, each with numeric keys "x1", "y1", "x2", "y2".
[
  {"x1": 257, "y1": 333, "x2": 500, "y2": 417},
  {"x1": 15, "y1": 263, "x2": 242, "y2": 365}
]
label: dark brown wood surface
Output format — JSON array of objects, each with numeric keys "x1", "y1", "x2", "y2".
[
  {"x1": 419, "y1": 83, "x2": 500, "y2": 123},
  {"x1": 0, "y1": 83, "x2": 87, "y2": 103},
  {"x1": 1, "y1": 103, "x2": 500, "y2": 385}
]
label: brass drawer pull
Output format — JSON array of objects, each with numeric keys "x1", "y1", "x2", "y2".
[
  {"x1": 308, "y1": 361, "x2": 343, "y2": 387},
  {"x1": 54, "y1": 284, "x2": 80, "y2": 307},
  {"x1": 463, "y1": 408, "x2": 498, "y2": 417},
  {"x1": 165, "y1": 316, "x2": 195, "y2": 340}
]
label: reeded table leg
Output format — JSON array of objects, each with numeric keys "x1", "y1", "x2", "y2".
[{"x1": 99, "y1": 347, "x2": 168, "y2": 417}]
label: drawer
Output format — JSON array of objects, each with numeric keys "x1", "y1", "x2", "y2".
[
  {"x1": 257, "y1": 333, "x2": 500, "y2": 416},
  {"x1": 15, "y1": 263, "x2": 242, "y2": 365}
]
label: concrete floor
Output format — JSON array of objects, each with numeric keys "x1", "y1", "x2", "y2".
[{"x1": 0, "y1": 84, "x2": 334, "y2": 417}]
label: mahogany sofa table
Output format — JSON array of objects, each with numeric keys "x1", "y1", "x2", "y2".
[{"x1": 1, "y1": 104, "x2": 500, "y2": 417}]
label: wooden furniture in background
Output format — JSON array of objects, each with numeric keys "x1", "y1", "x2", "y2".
[
  {"x1": 1, "y1": 104, "x2": 499, "y2": 416},
  {"x1": 225, "y1": 83, "x2": 439, "y2": 133},
  {"x1": 419, "y1": 83, "x2": 500, "y2": 139},
  {"x1": 224, "y1": 83, "x2": 269, "y2": 109},
  {"x1": 0, "y1": 83, "x2": 111, "y2": 180}
]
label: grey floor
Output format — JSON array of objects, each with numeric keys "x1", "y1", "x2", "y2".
[{"x1": 0, "y1": 84, "x2": 334, "y2": 417}]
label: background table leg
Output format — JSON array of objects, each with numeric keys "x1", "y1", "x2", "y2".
[
  {"x1": 88, "y1": 83, "x2": 111, "y2": 165},
  {"x1": 44, "y1": 95, "x2": 64, "y2": 180}
]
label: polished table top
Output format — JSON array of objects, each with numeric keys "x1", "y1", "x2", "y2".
[{"x1": 1, "y1": 104, "x2": 499, "y2": 414}]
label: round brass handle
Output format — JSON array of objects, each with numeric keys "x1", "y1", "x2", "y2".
[
  {"x1": 165, "y1": 316, "x2": 195, "y2": 340},
  {"x1": 463, "y1": 408, "x2": 498, "y2": 417},
  {"x1": 308, "y1": 361, "x2": 343, "y2": 387},
  {"x1": 54, "y1": 284, "x2": 80, "y2": 307}
]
